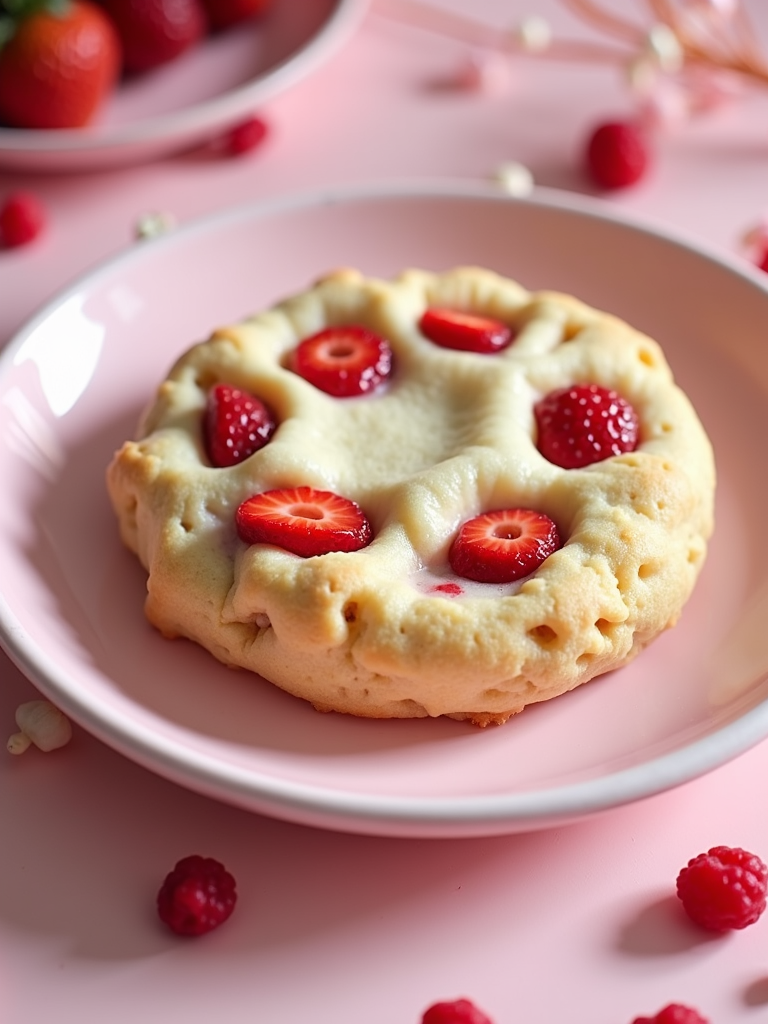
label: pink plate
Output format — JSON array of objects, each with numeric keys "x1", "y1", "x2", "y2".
[
  {"x1": 0, "y1": 0, "x2": 366, "y2": 172},
  {"x1": 1, "y1": 183, "x2": 768, "y2": 838}
]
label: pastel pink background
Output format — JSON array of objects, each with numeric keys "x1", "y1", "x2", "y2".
[{"x1": 2, "y1": 2, "x2": 768, "y2": 1022}]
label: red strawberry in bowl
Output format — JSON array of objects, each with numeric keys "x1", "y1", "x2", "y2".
[
  {"x1": 291, "y1": 326, "x2": 393, "y2": 398},
  {"x1": 419, "y1": 308, "x2": 513, "y2": 354},
  {"x1": 201, "y1": 0, "x2": 271, "y2": 32},
  {"x1": 236, "y1": 486, "x2": 373, "y2": 557},
  {"x1": 204, "y1": 383, "x2": 275, "y2": 467},
  {"x1": 95, "y1": 0, "x2": 205, "y2": 73},
  {"x1": 449, "y1": 508, "x2": 561, "y2": 584},
  {"x1": 0, "y1": 0, "x2": 121, "y2": 129}
]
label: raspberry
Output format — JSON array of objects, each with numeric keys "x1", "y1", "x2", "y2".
[
  {"x1": 585, "y1": 121, "x2": 649, "y2": 190},
  {"x1": 422, "y1": 998, "x2": 494, "y2": 1024},
  {"x1": 631, "y1": 1004, "x2": 710, "y2": 1024},
  {"x1": 157, "y1": 856, "x2": 237, "y2": 936},
  {"x1": 0, "y1": 191, "x2": 46, "y2": 248},
  {"x1": 535, "y1": 383, "x2": 639, "y2": 468},
  {"x1": 225, "y1": 115, "x2": 269, "y2": 155},
  {"x1": 676, "y1": 845, "x2": 768, "y2": 931}
]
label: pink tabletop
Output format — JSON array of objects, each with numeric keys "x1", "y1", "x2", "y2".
[{"x1": 2, "y1": 1, "x2": 768, "y2": 1022}]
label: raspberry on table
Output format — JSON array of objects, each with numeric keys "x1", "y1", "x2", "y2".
[
  {"x1": 585, "y1": 120, "x2": 650, "y2": 190},
  {"x1": 0, "y1": 191, "x2": 46, "y2": 248},
  {"x1": 157, "y1": 855, "x2": 237, "y2": 936},
  {"x1": 631, "y1": 1004, "x2": 710, "y2": 1024},
  {"x1": 676, "y1": 845, "x2": 768, "y2": 931},
  {"x1": 225, "y1": 115, "x2": 269, "y2": 156},
  {"x1": 421, "y1": 998, "x2": 494, "y2": 1024}
]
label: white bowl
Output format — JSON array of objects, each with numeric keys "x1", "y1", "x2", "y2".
[{"x1": 1, "y1": 183, "x2": 767, "y2": 837}]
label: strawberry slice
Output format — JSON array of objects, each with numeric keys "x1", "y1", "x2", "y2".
[
  {"x1": 419, "y1": 308, "x2": 513, "y2": 354},
  {"x1": 449, "y1": 508, "x2": 561, "y2": 584},
  {"x1": 235, "y1": 486, "x2": 373, "y2": 557},
  {"x1": 204, "y1": 383, "x2": 275, "y2": 467},
  {"x1": 291, "y1": 326, "x2": 393, "y2": 398}
]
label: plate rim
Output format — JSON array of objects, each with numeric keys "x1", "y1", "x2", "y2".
[
  {"x1": 2, "y1": 180, "x2": 768, "y2": 836},
  {"x1": 0, "y1": 0, "x2": 368, "y2": 168}
]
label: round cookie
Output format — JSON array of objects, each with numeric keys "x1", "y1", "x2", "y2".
[{"x1": 106, "y1": 267, "x2": 715, "y2": 726}]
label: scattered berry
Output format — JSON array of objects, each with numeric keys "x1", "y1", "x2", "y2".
[
  {"x1": 201, "y1": 0, "x2": 272, "y2": 31},
  {"x1": 585, "y1": 120, "x2": 650, "y2": 190},
  {"x1": 757, "y1": 248, "x2": 768, "y2": 274},
  {"x1": 631, "y1": 1004, "x2": 710, "y2": 1024},
  {"x1": 225, "y1": 115, "x2": 269, "y2": 156},
  {"x1": 236, "y1": 486, "x2": 373, "y2": 557},
  {"x1": 419, "y1": 308, "x2": 513, "y2": 354},
  {"x1": 0, "y1": 0, "x2": 121, "y2": 129},
  {"x1": 204, "y1": 383, "x2": 276, "y2": 467},
  {"x1": 535, "y1": 383, "x2": 639, "y2": 468},
  {"x1": 96, "y1": 0, "x2": 205, "y2": 73},
  {"x1": 422, "y1": 998, "x2": 495, "y2": 1024},
  {"x1": 157, "y1": 855, "x2": 237, "y2": 937},
  {"x1": 676, "y1": 845, "x2": 768, "y2": 931},
  {"x1": 0, "y1": 192, "x2": 46, "y2": 248},
  {"x1": 449, "y1": 508, "x2": 561, "y2": 584},
  {"x1": 291, "y1": 326, "x2": 393, "y2": 397},
  {"x1": 7, "y1": 700, "x2": 72, "y2": 754}
]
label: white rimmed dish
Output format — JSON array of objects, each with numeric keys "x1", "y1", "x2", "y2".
[
  {"x1": 1, "y1": 182, "x2": 768, "y2": 838},
  {"x1": 0, "y1": 0, "x2": 366, "y2": 172}
]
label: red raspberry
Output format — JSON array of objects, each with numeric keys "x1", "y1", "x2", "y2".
[
  {"x1": 422, "y1": 998, "x2": 495, "y2": 1024},
  {"x1": 225, "y1": 115, "x2": 269, "y2": 156},
  {"x1": 535, "y1": 383, "x2": 639, "y2": 468},
  {"x1": 585, "y1": 120, "x2": 649, "y2": 190},
  {"x1": 676, "y1": 845, "x2": 768, "y2": 931},
  {"x1": 0, "y1": 191, "x2": 46, "y2": 248},
  {"x1": 157, "y1": 855, "x2": 237, "y2": 936},
  {"x1": 632, "y1": 1004, "x2": 710, "y2": 1024}
]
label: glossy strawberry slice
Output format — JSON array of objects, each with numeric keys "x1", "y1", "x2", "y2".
[
  {"x1": 535, "y1": 383, "x2": 639, "y2": 469},
  {"x1": 291, "y1": 326, "x2": 393, "y2": 398},
  {"x1": 419, "y1": 308, "x2": 513, "y2": 354},
  {"x1": 204, "y1": 383, "x2": 275, "y2": 467},
  {"x1": 449, "y1": 509, "x2": 561, "y2": 584},
  {"x1": 235, "y1": 486, "x2": 372, "y2": 557}
]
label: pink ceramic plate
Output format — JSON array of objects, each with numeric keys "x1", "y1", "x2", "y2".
[
  {"x1": 0, "y1": 0, "x2": 366, "y2": 171},
  {"x1": 2, "y1": 183, "x2": 768, "y2": 838}
]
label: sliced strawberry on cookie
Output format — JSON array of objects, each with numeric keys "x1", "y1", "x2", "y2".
[
  {"x1": 449, "y1": 508, "x2": 561, "y2": 584},
  {"x1": 291, "y1": 326, "x2": 393, "y2": 398},
  {"x1": 235, "y1": 486, "x2": 373, "y2": 557},
  {"x1": 204, "y1": 383, "x2": 275, "y2": 467},
  {"x1": 535, "y1": 383, "x2": 639, "y2": 469},
  {"x1": 419, "y1": 308, "x2": 513, "y2": 354}
]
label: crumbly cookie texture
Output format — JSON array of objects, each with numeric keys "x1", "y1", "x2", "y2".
[{"x1": 107, "y1": 267, "x2": 715, "y2": 726}]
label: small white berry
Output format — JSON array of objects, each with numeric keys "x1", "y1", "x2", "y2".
[
  {"x1": 494, "y1": 161, "x2": 534, "y2": 197},
  {"x1": 514, "y1": 16, "x2": 552, "y2": 53},
  {"x1": 8, "y1": 700, "x2": 72, "y2": 754}
]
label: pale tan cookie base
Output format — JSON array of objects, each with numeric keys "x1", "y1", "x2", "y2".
[{"x1": 107, "y1": 267, "x2": 715, "y2": 725}]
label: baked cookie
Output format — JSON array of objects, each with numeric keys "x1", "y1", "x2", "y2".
[{"x1": 106, "y1": 267, "x2": 715, "y2": 726}]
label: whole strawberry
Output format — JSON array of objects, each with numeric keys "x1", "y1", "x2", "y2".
[
  {"x1": 0, "y1": 0, "x2": 121, "y2": 129},
  {"x1": 96, "y1": 0, "x2": 205, "y2": 73},
  {"x1": 201, "y1": 0, "x2": 271, "y2": 32}
]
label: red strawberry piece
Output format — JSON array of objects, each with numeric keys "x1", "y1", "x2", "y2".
[
  {"x1": 225, "y1": 114, "x2": 268, "y2": 156},
  {"x1": 0, "y1": 0, "x2": 121, "y2": 129},
  {"x1": 157, "y1": 855, "x2": 237, "y2": 937},
  {"x1": 631, "y1": 1004, "x2": 710, "y2": 1024},
  {"x1": 235, "y1": 486, "x2": 373, "y2": 557},
  {"x1": 291, "y1": 326, "x2": 393, "y2": 398},
  {"x1": 429, "y1": 582, "x2": 463, "y2": 597},
  {"x1": 204, "y1": 383, "x2": 275, "y2": 467},
  {"x1": 449, "y1": 508, "x2": 561, "y2": 584},
  {"x1": 585, "y1": 120, "x2": 650, "y2": 190},
  {"x1": 0, "y1": 191, "x2": 46, "y2": 248},
  {"x1": 96, "y1": 0, "x2": 205, "y2": 74},
  {"x1": 422, "y1": 998, "x2": 495, "y2": 1024},
  {"x1": 201, "y1": 0, "x2": 271, "y2": 32},
  {"x1": 419, "y1": 308, "x2": 513, "y2": 354},
  {"x1": 535, "y1": 383, "x2": 639, "y2": 469}
]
